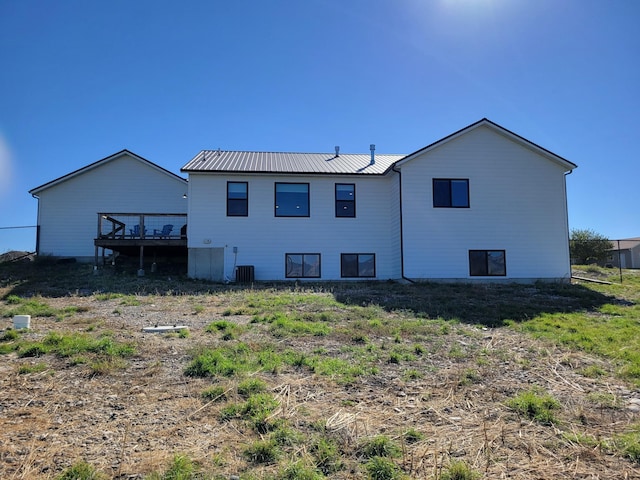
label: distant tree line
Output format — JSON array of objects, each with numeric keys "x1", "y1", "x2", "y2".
[{"x1": 569, "y1": 228, "x2": 613, "y2": 264}]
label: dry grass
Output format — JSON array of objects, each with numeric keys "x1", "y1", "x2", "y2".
[{"x1": 1, "y1": 261, "x2": 640, "y2": 479}]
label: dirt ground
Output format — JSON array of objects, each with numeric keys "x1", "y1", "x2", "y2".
[{"x1": 2, "y1": 291, "x2": 640, "y2": 479}]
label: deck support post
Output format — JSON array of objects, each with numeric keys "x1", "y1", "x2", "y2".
[
  {"x1": 93, "y1": 245, "x2": 99, "y2": 274},
  {"x1": 138, "y1": 245, "x2": 145, "y2": 276}
]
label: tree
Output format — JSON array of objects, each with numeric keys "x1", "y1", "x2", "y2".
[{"x1": 570, "y1": 228, "x2": 613, "y2": 265}]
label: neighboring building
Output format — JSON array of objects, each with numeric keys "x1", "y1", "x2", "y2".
[
  {"x1": 29, "y1": 150, "x2": 187, "y2": 263},
  {"x1": 606, "y1": 238, "x2": 640, "y2": 269},
  {"x1": 181, "y1": 118, "x2": 577, "y2": 282}
]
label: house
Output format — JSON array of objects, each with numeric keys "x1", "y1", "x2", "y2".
[
  {"x1": 29, "y1": 150, "x2": 188, "y2": 266},
  {"x1": 606, "y1": 238, "x2": 640, "y2": 269},
  {"x1": 181, "y1": 118, "x2": 577, "y2": 282}
]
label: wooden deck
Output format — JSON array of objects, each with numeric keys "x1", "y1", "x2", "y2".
[{"x1": 94, "y1": 213, "x2": 187, "y2": 273}]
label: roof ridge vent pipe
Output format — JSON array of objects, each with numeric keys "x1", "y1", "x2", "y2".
[
  {"x1": 370, "y1": 144, "x2": 375, "y2": 164},
  {"x1": 335, "y1": 146, "x2": 340, "y2": 157}
]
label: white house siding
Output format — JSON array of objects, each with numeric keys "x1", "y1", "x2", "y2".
[
  {"x1": 399, "y1": 126, "x2": 571, "y2": 281},
  {"x1": 187, "y1": 173, "x2": 398, "y2": 281},
  {"x1": 35, "y1": 154, "x2": 187, "y2": 260}
]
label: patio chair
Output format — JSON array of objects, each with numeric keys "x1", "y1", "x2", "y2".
[
  {"x1": 129, "y1": 225, "x2": 146, "y2": 237},
  {"x1": 153, "y1": 224, "x2": 173, "y2": 237}
]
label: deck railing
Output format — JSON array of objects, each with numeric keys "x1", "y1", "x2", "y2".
[{"x1": 97, "y1": 213, "x2": 187, "y2": 240}]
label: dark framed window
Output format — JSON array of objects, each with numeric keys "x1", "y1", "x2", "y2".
[
  {"x1": 335, "y1": 183, "x2": 355, "y2": 217},
  {"x1": 469, "y1": 250, "x2": 506, "y2": 276},
  {"x1": 285, "y1": 253, "x2": 321, "y2": 278},
  {"x1": 341, "y1": 253, "x2": 375, "y2": 278},
  {"x1": 275, "y1": 183, "x2": 309, "y2": 217},
  {"x1": 227, "y1": 182, "x2": 248, "y2": 216},
  {"x1": 433, "y1": 179, "x2": 469, "y2": 208}
]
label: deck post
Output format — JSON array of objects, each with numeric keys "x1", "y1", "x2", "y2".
[
  {"x1": 138, "y1": 245, "x2": 145, "y2": 276},
  {"x1": 94, "y1": 245, "x2": 99, "y2": 275}
]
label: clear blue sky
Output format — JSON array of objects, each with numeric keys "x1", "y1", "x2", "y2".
[{"x1": 1, "y1": 0, "x2": 638, "y2": 252}]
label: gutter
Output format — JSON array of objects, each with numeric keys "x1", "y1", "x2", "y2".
[{"x1": 391, "y1": 164, "x2": 414, "y2": 283}]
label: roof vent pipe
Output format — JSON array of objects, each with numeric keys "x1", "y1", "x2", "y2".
[
  {"x1": 370, "y1": 144, "x2": 375, "y2": 164},
  {"x1": 335, "y1": 146, "x2": 340, "y2": 157}
]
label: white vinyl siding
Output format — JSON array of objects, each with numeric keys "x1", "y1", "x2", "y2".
[
  {"x1": 187, "y1": 173, "x2": 397, "y2": 281},
  {"x1": 399, "y1": 125, "x2": 571, "y2": 281},
  {"x1": 36, "y1": 154, "x2": 187, "y2": 259}
]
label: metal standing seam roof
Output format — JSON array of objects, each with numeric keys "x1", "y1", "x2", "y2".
[{"x1": 180, "y1": 150, "x2": 407, "y2": 175}]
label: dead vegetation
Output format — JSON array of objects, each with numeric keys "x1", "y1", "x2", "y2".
[{"x1": 1, "y1": 262, "x2": 640, "y2": 479}]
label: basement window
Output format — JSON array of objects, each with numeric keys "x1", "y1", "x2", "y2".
[
  {"x1": 286, "y1": 253, "x2": 320, "y2": 278},
  {"x1": 341, "y1": 253, "x2": 375, "y2": 278},
  {"x1": 469, "y1": 250, "x2": 506, "y2": 276}
]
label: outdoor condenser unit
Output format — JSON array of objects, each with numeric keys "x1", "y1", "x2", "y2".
[{"x1": 236, "y1": 265, "x2": 255, "y2": 283}]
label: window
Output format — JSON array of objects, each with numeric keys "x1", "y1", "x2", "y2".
[
  {"x1": 275, "y1": 183, "x2": 309, "y2": 217},
  {"x1": 469, "y1": 250, "x2": 506, "y2": 276},
  {"x1": 227, "y1": 182, "x2": 248, "y2": 216},
  {"x1": 335, "y1": 183, "x2": 355, "y2": 217},
  {"x1": 341, "y1": 253, "x2": 375, "y2": 278},
  {"x1": 433, "y1": 179, "x2": 469, "y2": 208},
  {"x1": 285, "y1": 253, "x2": 321, "y2": 278}
]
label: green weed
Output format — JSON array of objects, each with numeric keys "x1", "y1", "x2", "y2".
[
  {"x1": 17, "y1": 362, "x2": 48, "y2": 374},
  {"x1": 311, "y1": 437, "x2": 343, "y2": 474},
  {"x1": 237, "y1": 377, "x2": 267, "y2": 397},
  {"x1": 56, "y1": 461, "x2": 106, "y2": 480},
  {"x1": 243, "y1": 439, "x2": 280, "y2": 464},
  {"x1": 364, "y1": 456, "x2": 404, "y2": 480},
  {"x1": 441, "y1": 460, "x2": 480, "y2": 480},
  {"x1": 201, "y1": 385, "x2": 227, "y2": 402},
  {"x1": 146, "y1": 454, "x2": 199, "y2": 480},
  {"x1": 358, "y1": 435, "x2": 401, "y2": 459},
  {"x1": 277, "y1": 461, "x2": 324, "y2": 480},
  {"x1": 507, "y1": 389, "x2": 561, "y2": 425}
]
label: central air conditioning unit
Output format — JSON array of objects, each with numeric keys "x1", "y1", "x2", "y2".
[{"x1": 236, "y1": 265, "x2": 255, "y2": 283}]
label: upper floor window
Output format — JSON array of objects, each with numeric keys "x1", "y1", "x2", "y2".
[
  {"x1": 275, "y1": 183, "x2": 309, "y2": 217},
  {"x1": 341, "y1": 253, "x2": 375, "y2": 278},
  {"x1": 433, "y1": 179, "x2": 469, "y2": 208},
  {"x1": 469, "y1": 250, "x2": 506, "y2": 276},
  {"x1": 335, "y1": 183, "x2": 356, "y2": 217},
  {"x1": 227, "y1": 182, "x2": 248, "y2": 216}
]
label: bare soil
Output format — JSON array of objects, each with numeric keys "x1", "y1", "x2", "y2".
[{"x1": 1, "y1": 282, "x2": 640, "y2": 479}]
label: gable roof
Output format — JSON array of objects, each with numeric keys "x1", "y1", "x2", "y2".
[
  {"x1": 181, "y1": 119, "x2": 576, "y2": 176},
  {"x1": 395, "y1": 118, "x2": 577, "y2": 171},
  {"x1": 181, "y1": 150, "x2": 406, "y2": 175},
  {"x1": 611, "y1": 238, "x2": 640, "y2": 251},
  {"x1": 29, "y1": 149, "x2": 187, "y2": 195}
]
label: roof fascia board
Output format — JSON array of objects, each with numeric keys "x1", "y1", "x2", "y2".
[
  {"x1": 29, "y1": 149, "x2": 186, "y2": 195},
  {"x1": 184, "y1": 169, "x2": 394, "y2": 177},
  {"x1": 394, "y1": 118, "x2": 577, "y2": 172}
]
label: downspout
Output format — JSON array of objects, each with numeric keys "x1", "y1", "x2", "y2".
[
  {"x1": 563, "y1": 169, "x2": 573, "y2": 282},
  {"x1": 391, "y1": 164, "x2": 414, "y2": 283},
  {"x1": 31, "y1": 193, "x2": 40, "y2": 255}
]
